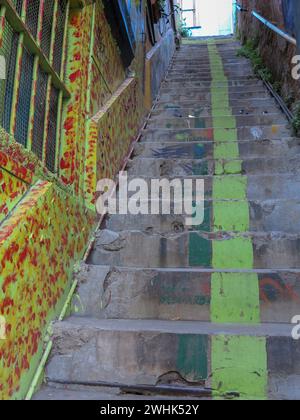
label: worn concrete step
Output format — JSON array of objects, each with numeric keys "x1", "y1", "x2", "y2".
[
  {"x1": 88, "y1": 230, "x2": 300, "y2": 270},
  {"x1": 117, "y1": 173, "x2": 300, "y2": 200},
  {"x1": 155, "y1": 97, "x2": 277, "y2": 109},
  {"x1": 162, "y1": 80, "x2": 263, "y2": 89},
  {"x1": 134, "y1": 138, "x2": 300, "y2": 160},
  {"x1": 147, "y1": 114, "x2": 286, "y2": 130},
  {"x1": 105, "y1": 199, "x2": 300, "y2": 235},
  {"x1": 142, "y1": 126, "x2": 291, "y2": 142},
  {"x1": 72, "y1": 265, "x2": 300, "y2": 324},
  {"x1": 166, "y1": 73, "x2": 255, "y2": 80},
  {"x1": 170, "y1": 62, "x2": 252, "y2": 69},
  {"x1": 126, "y1": 157, "x2": 300, "y2": 177},
  {"x1": 146, "y1": 116, "x2": 287, "y2": 131},
  {"x1": 152, "y1": 105, "x2": 281, "y2": 119},
  {"x1": 44, "y1": 317, "x2": 300, "y2": 400},
  {"x1": 34, "y1": 384, "x2": 199, "y2": 400},
  {"x1": 164, "y1": 76, "x2": 256, "y2": 84},
  {"x1": 160, "y1": 86, "x2": 267, "y2": 96},
  {"x1": 158, "y1": 90, "x2": 273, "y2": 103},
  {"x1": 170, "y1": 62, "x2": 250, "y2": 69},
  {"x1": 174, "y1": 57, "x2": 247, "y2": 63},
  {"x1": 151, "y1": 104, "x2": 286, "y2": 121},
  {"x1": 108, "y1": 173, "x2": 300, "y2": 202},
  {"x1": 168, "y1": 70, "x2": 254, "y2": 77}
]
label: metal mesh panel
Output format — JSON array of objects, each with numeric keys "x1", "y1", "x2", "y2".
[
  {"x1": 45, "y1": 85, "x2": 59, "y2": 172},
  {"x1": 0, "y1": 21, "x2": 19, "y2": 133},
  {"x1": 32, "y1": 67, "x2": 48, "y2": 160},
  {"x1": 14, "y1": 46, "x2": 35, "y2": 147},
  {"x1": 11, "y1": 0, "x2": 24, "y2": 15},
  {"x1": 41, "y1": 0, "x2": 54, "y2": 58},
  {"x1": 25, "y1": 0, "x2": 41, "y2": 39},
  {"x1": 53, "y1": 0, "x2": 67, "y2": 75}
]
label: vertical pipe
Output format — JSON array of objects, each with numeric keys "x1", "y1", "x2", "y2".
[
  {"x1": 54, "y1": 90, "x2": 63, "y2": 173},
  {"x1": 42, "y1": 74, "x2": 52, "y2": 162},
  {"x1": 9, "y1": 1, "x2": 26, "y2": 135},
  {"x1": 27, "y1": 55, "x2": 39, "y2": 150},
  {"x1": 27, "y1": 0, "x2": 44, "y2": 150},
  {"x1": 49, "y1": 0, "x2": 59, "y2": 67},
  {"x1": 60, "y1": 0, "x2": 70, "y2": 80},
  {"x1": 9, "y1": 32, "x2": 24, "y2": 135}
]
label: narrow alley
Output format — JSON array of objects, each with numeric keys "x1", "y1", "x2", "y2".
[
  {"x1": 1, "y1": 0, "x2": 300, "y2": 403},
  {"x1": 35, "y1": 38, "x2": 300, "y2": 401}
]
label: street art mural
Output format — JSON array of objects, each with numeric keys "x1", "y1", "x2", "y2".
[{"x1": 0, "y1": 0, "x2": 175, "y2": 399}]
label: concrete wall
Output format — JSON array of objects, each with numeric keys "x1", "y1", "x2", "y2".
[
  {"x1": 237, "y1": 0, "x2": 300, "y2": 107},
  {"x1": 0, "y1": 0, "x2": 175, "y2": 399}
]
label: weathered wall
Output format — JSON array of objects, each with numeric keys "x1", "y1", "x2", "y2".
[
  {"x1": 238, "y1": 0, "x2": 300, "y2": 106},
  {"x1": 0, "y1": 0, "x2": 175, "y2": 399},
  {"x1": 144, "y1": 0, "x2": 176, "y2": 108}
]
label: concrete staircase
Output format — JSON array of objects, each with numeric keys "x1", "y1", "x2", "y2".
[{"x1": 35, "y1": 39, "x2": 300, "y2": 400}]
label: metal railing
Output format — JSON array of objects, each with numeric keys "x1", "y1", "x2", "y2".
[
  {"x1": 235, "y1": 3, "x2": 297, "y2": 46},
  {"x1": 252, "y1": 10, "x2": 296, "y2": 46}
]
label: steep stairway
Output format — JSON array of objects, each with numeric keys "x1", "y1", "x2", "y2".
[{"x1": 35, "y1": 38, "x2": 300, "y2": 400}]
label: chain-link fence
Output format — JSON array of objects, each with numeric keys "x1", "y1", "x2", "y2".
[{"x1": 0, "y1": 1, "x2": 69, "y2": 173}]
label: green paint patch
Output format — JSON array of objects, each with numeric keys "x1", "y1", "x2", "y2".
[
  {"x1": 175, "y1": 133, "x2": 188, "y2": 141},
  {"x1": 213, "y1": 200, "x2": 249, "y2": 231},
  {"x1": 211, "y1": 272, "x2": 260, "y2": 323},
  {"x1": 177, "y1": 335, "x2": 208, "y2": 381},
  {"x1": 214, "y1": 142, "x2": 239, "y2": 159},
  {"x1": 214, "y1": 160, "x2": 242, "y2": 175},
  {"x1": 212, "y1": 237, "x2": 254, "y2": 269},
  {"x1": 211, "y1": 335, "x2": 267, "y2": 400},
  {"x1": 213, "y1": 107, "x2": 232, "y2": 117},
  {"x1": 213, "y1": 128, "x2": 237, "y2": 142},
  {"x1": 212, "y1": 116, "x2": 236, "y2": 129},
  {"x1": 213, "y1": 175, "x2": 247, "y2": 200},
  {"x1": 189, "y1": 233, "x2": 212, "y2": 267}
]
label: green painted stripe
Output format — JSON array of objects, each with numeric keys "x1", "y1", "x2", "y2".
[
  {"x1": 211, "y1": 336, "x2": 267, "y2": 400},
  {"x1": 208, "y1": 41, "x2": 266, "y2": 400},
  {"x1": 211, "y1": 272, "x2": 260, "y2": 323}
]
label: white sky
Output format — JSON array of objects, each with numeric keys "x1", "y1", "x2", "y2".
[{"x1": 182, "y1": 0, "x2": 234, "y2": 36}]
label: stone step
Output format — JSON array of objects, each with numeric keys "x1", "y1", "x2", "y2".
[
  {"x1": 107, "y1": 172, "x2": 300, "y2": 202},
  {"x1": 173, "y1": 57, "x2": 247, "y2": 63},
  {"x1": 88, "y1": 230, "x2": 300, "y2": 270},
  {"x1": 151, "y1": 105, "x2": 281, "y2": 119},
  {"x1": 166, "y1": 73, "x2": 255, "y2": 80},
  {"x1": 126, "y1": 156, "x2": 300, "y2": 177},
  {"x1": 158, "y1": 90, "x2": 273, "y2": 102},
  {"x1": 160, "y1": 86, "x2": 267, "y2": 95},
  {"x1": 34, "y1": 384, "x2": 199, "y2": 400},
  {"x1": 155, "y1": 97, "x2": 277, "y2": 109},
  {"x1": 162, "y1": 80, "x2": 263, "y2": 89},
  {"x1": 146, "y1": 114, "x2": 286, "y2": 130},
  {"x1": 134, "y1": 138, "x2": 300, "y2": 160},
  {"x1": 105, "y1": 199, "x2": 300, "y2": 235},
  {"x1": 44, "y1": 317, "x2": 300, "y2": 400},
  {"x1": 72, "y1": 265, "x2": 300, "y2": 324},
  {"x1": 141, "y1": 126, "x2": 291, "y2": 142}
]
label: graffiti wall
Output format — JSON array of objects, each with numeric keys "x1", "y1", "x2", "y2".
[{"x1": 0, "y1": 0, "x2": 175, "y2": 399}]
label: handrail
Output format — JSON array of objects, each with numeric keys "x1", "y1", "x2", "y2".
[
  {"x1": 235, "y1": 3, "x2": 248, "y2": 12},
  {"x1": 235, "y1": 4, "x2": 297, "y2": 46},
  {"x1": 252, "y1": 10, "x2": 296, "y2": 46}
]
